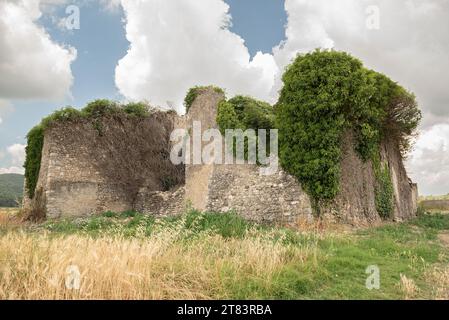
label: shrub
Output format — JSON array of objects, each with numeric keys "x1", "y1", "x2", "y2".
[
  {"x1": 276, "y1": 50, "x2": 370, "y2": 202},
  {"x1": 82, "y1": 99, "x2": 121, "y2": 118},
  {"x1": 24, "y1": 125, "x2": 45, "y2": 199},
  {"x1": 216, "y1": 100, "x2": 243, "y2": 133},
  {"x1": 123, "y1": 102, "x2": 151, "y2": 117},
  {"x1": 216, "y1": 96, "x2": 275, "y2": 162},
  {"x1": 365, "y1": 71, "x2": 421, "y2": 156},
  {"x1": 184, "y1": 85, "x2": 225, "y2": 113},
  {"x1": 276, "y1": 49, "x2": 420, "y2": 210},
  {"x1": 41, "y1": 107, "x2": 83, "y2": 127}
]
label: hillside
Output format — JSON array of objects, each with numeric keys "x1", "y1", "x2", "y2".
[{"x1": 0, "y1": 174, "x2": 24, "y2": 207}]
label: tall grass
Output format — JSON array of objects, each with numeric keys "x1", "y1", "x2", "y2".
[
  {"x1": 0, "y1": 209, "x2": 448, "y2": 300},
  {"x1": 0, "y1": 212, "x2": 316, "y2": 300}
]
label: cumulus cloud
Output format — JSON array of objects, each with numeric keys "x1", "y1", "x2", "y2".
[
  {"x1": 7, "y1": 144, "x2": 26, "y2": 167},
  {"x1": 0, "y1": 166, "x2": 24, "y2": 175},
  {"x1": 114, "y1": 0, "x2": 449, "y2": 193},
  {"x1": 406, "y1": 124, "x2": 449, "y2": 195},
  {"x1": 0, "y1": 99, "x2": 13, "y2": 125},
  {"x1": 0, "y1": 144, "x2": 26, "y2": 175},
  {"x1": 275, "y1": 0, "x2": 449, "y2": 129},
  {"x1": 115, "y1": 0, "x2": 277, "y2": 112},
  {"x1": 0, "y1": 0, "x2": 77, "y2": 101},
  {"x1": 115, "y1": 0, "x2": 449, "y2": 117}
]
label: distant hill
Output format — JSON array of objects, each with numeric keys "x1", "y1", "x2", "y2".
[
  {"x1": 419, "y1": 194, "x2": 449, "y2": 201},
  {"x1": 0, "y1": 174, "x2": 24, "y2": 207}
]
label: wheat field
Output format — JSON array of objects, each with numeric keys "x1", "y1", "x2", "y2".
[
  {"x1": 0, "y1": 210, "x2": 316, "y2": 300},
  {"x1": 0, "y1": 208, "x2": 448, "y2": 300}
]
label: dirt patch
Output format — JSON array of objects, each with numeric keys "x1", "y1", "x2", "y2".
[{"x1": 438, "y1": 232, "x2": 449, "y2": 248}]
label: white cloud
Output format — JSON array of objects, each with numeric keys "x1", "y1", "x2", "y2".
[
  {"x1": 0, "y1": 99, "x2": 13, "y2": 125},
  {"x1": 0, "y1": 0, "x2": 77, "y2": 101},
  {"x1": 275, "y1": 0, "x2": 449, "y2": 128},
  {"x1": 0, "y1": 166, "x2": 24, "y2": 175},
  {"x1": 115, "y1": 0, "x2": 449, "y2": 117},
  {"x1": 99, "y1": 0, "x2": 121, "y2": 12},
  {"x1": 115, "y1": 0, "x2": 277, "y2": 112},
  {"x1": 114, "y1": 0, "x2": 449, "y2": 194},
  {"x1": 406, "y1": 124, "x2": 449, "y2": 195},
  {"x1": 7, "y1": 144, "x2": 26, "y2": 167},
  {"x1": 0, "y1": 144, "x2": 26, "y2": 175}
]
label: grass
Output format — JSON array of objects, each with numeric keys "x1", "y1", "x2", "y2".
[{"x1": 0, "y1": 208, "x2": 448, "y2": 300}]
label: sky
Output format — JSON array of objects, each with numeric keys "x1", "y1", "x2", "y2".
[{"x1": 0, "y1": 0, "x2": 448, "y2": 196}]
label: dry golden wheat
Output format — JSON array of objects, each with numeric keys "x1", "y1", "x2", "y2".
[{"x1": 0, "y1": 227, "x2": 314, "y2": 300}]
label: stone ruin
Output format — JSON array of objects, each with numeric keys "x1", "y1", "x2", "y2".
[{"x1": 23, "y1": 87, "x2": 418, "y2": 225}]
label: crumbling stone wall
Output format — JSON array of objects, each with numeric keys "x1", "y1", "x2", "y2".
[
  {"x1": 184, "y1": 88, "x2": 418, "y2": 225},
  {"x1": 134, "y1": 186, "x2": 185, "y2": 217},
  {"x1": 185, "y1": 88, "x2": 225, "y2": 212},
  {"x1": 24, "y1": 88, "x2": 418, "y2": 225},
  {"x1": 381, "y1": 136, "x2": 418, "y2": 221},
  {"x1": 24, "y1": 111, "x2": 184, "y2": 219},
  {"x1": 182, "y1": 88, "x2": 313, "y2": 224},
  {"x1": 207, "y1": 164, "x2": 313, "y2": 224}
]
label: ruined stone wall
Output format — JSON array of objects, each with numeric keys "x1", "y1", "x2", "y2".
[
  {"x1": 184, "y1": 88, "x2": 418, "y2": 225},
  {"x1": 327, "y1": 131, "x2": 379, "y2": 224},
  {"x1": 134, "y1": 186, "x2": 185, "y2": 217},
  {"x1": 185, "y1": 88, "x2": 225, "y2": 212},
  {"x1": 182, "y1": 88, "x2": 312, "y2": 223},
  {"x1": 206, "y1": 164, "x2": 313, "y2": 224},
  {"x1": 321, "y1": 132, "x2": 418, "y2": 224},
  {"x1": 380, "y1": 136, "x2": 418, "y2": 221},
  {"x1": 25, "y1": 111, "x2": 184, "y2": 219},
  {"x1": 25, "y1": 87, "x2": 418, "y2": 225}
]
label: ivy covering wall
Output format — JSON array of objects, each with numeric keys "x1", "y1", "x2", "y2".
[
  {"x1": 212, "y1": 50, "x2": 421, "y2": 218},
  {"x1": 276, "y1": 50, "x2": 421, "y2": 216}
]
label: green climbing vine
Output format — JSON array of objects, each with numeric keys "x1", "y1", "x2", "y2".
[{"x1": 276, "y1": 49, "x2": 421, "y2": 213}]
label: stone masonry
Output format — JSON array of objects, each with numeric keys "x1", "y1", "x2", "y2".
[{"x1": 24, "y1": 88, "x2": 418, "y2": 226}]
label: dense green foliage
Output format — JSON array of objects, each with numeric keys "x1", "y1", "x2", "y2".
[
  {"x1": 276, "y1": 50, "x2": 421, "y2": 209},
  {"x1": 24, "y1": 100, "x2": 152, "y2": 199},
  {"x1": 184, "y1": 85, "x2": 225, "y2": 113},
  {"x1": 374, "y1": 163, "x2": 395, "y2": 218},
  {"x1": 217, "y1": 96, "x2": 275, "y2": 132},
  {"x1": 216, "y1": 95, "x2": 275, "y2": 161},
  {"x1": 0, "y1": 174, "x2": 24, "y2": 207},
  {"x1": 123, "y1": 102, "x2": 152, "y2": 117},
  {"x1": 24, "y1": 125, "x2": 45, "y2": 199}
]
